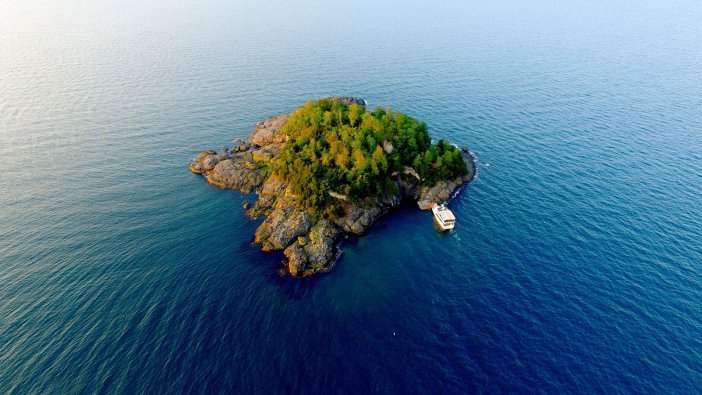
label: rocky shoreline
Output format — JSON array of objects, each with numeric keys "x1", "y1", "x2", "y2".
[{"x1": 190, "y1": 98, "x2": 475, "y2": 276}]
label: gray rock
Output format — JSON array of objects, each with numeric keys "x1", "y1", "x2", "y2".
[
  {"x1": 189, "y1": 149, "x2": 234, "y2": 174},
  {"x1": 417, "y1": 179, "x2": 461, "y2": 210},
  {"x1": 232, "y1": 139, "x2": 249, "y2": 152},
  {"x1": 378, "y1": 189, "x2": 402, "y2": 208},
  {"x1": 284, "y1": 219, "x2": 340, "y2": 276},
  {"x1": 249, "y1": 114, "x2": 289, "y2": 147},
  {"x1": 328, "y1": 191, "x2": 348, "y2": 201},
  {"x1": 202, "y1": 156, "x2": 219, "y2": 171},
  {"x1": 305, "y1": 220, "x2": 340, "y2": 265},
  {"x1": 333, "y1": 204, "x2": 382, "y2": 234},
  {"x1": 383, "y1": 140, "x2": 394, "y2": 154},
  {"x1": 251, "y1": 144, "x2": 282, "y2": 163},
  {"x1": 397, "y1": 176, "x2": 420, "y2": 200},
  {"x1": 248, "y1": 174, "x2": 287, "y2": 217},
  {"x1": 255, "y1": 208, "x2": 312, "y2": 251},
  {"x1": 403, "y1": 166, "x2": 421, "y2": 181},
  {"x1": 323, "y1": 96, "x2": 367, "y2": 106},
  {"x1": 207, "y1": 157, "x2": 268, "y2": 193},
  {"x1": 190, "y1": 151, "x2": 224, "y2": 174},
  {"x1": 284, "y1": 242, "x2": 307, "y2": 276}
]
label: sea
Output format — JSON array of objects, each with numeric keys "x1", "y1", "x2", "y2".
[{"x1": 1, "y1": 0, "x2": 701, "y2": 393}]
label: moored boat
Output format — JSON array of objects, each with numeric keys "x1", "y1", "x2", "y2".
[{"x1": 432, "y1": 204, "x2": 455, "y2": 231}]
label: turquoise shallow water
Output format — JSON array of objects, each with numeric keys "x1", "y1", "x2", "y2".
[{"x1": 1, "y1": 0, "x2": 702, "y2": 393}]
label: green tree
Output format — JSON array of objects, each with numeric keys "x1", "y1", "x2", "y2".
[{"x1": 273, "y1": 99, "x2": 467, "y2": 215}]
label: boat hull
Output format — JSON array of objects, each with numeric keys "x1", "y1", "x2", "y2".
[{"x1": 433, "y1": 216, "x2": 455, "y2": 231}]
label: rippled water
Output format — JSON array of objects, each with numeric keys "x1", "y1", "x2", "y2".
[{"x1": 2, "y1": 1, "x2": 701, "y2": 393}]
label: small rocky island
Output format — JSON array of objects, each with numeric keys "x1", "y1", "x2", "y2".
[{"x1": 190, "y1": 97, "x2": 475, "y2": 276}]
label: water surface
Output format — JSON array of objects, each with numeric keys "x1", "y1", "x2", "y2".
[{"x1": 1, "y1": 0, "x2": 701, "y2": 392}]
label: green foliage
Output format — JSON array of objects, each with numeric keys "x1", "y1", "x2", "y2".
[{"x1": 274, "y1": 99, "x2": 467, "y2": 215}]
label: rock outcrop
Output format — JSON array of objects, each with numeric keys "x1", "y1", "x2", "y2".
[
  {"x1": 284, "y1": 219, "x2": 340, "y2": 276},
  {"x1": 333, "y1": 204, "x2": 383, "y2": 235},
  {"x1": 323, "y1": 96, "x2": 367, "y2": 106},
  {"x1": 190, "y1": 150, "x2": 268, "y2": 194},
  {"x1": 190, "y1": 97, "x2": 475, "y2": 276},
  {"x1": 255, "y1": 207, "x2": 313, "y2": 251},
  {"x1": 249, "y1": 114, "x2": 289, "y2": 146},
  {"x1": 417, "y1": 177, "x2": 466, "y2": 210}
]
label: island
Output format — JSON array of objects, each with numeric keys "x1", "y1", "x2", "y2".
[{"x1": 190, "y1": 97, "x2": 475, "y2": 276}]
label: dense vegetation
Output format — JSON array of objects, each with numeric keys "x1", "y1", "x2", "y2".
[{"x1": 274, "y1": 99, "x2": 467, "y2": 214}]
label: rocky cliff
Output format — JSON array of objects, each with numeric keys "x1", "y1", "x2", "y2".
[{"x1": 190, "y1": 97, "x2": 475, "y2": 276}]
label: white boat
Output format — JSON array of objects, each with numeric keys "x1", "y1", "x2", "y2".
[{"x1": 432, "y1": 204, "x2": 456, "y2": 231}]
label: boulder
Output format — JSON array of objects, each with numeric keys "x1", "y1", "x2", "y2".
[
  {"x1": 324, "y1": 96, "x2": 367, "y2": 106},
  {"x1": 259, "y1": 174, "x2": 287, "y2": 196},
  {"x1": 284, "y1": 243, "x2": 307, "y2": 276},
  {"x1": 284, "y1": 219, "x2": 340, "y2": 276},
  {"x1": 251, "y1": 144, "x2": 282, "y2": 163},
  {"x1": 249, "y1": 114, "x2": 289, "y2": 147},
  {"x1": 333, "y1": 204, "x2": 382, "y2": 234},
  {"x1": 255, "y1": 208, "x2": 313, "y2": 251},
  {"x1": 189, "y1": 151, "x2": 222, "y2": 174},
  {"x1": 249, "y1": 174, "x2": 288, "y2": 217},
  {"x1": 403, "y1": 166, "x2": 421, "y2": 181},
  {"x1": 305, "y1": 219, "x2": 340, "y2": 266},
  {"x1": 417, "y1": 179, "x2": 461, "y2": 210},
  {"x1": 328, "y1": 191, "x2": 348, "y2": 201},
  {"x1": 233, "y1": 139, "x2": 249, "y2": 152},
  {"x1": 383, "y1": 140, "x2": 394, "y2": 154},
  {"x1": 207, "y1": 157, "x2": 268, "y2": 193},
  {"x1": 202, "y1": 156, "x2": 219, "y2": 171},
  {"x1": 189, "y1": 149, "x2": 236, "y2": 174}
]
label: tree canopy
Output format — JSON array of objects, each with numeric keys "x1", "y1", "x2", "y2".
[{"x1": 273, "y1": 99, "x2": 467, "y2": 215}]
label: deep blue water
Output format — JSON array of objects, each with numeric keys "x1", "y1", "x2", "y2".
[{"x1": 2, "y1": 0, "x2": 702, "y2": 393}]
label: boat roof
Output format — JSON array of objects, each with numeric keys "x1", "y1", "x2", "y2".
[{"x1": 435, "y1": 206, "x2": 456, "y2": 221}]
